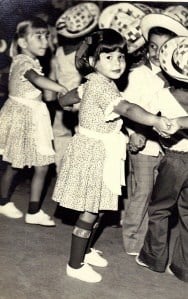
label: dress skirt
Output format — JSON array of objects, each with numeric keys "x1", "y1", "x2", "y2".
[
  {"x1": 52, "y1": 133, "x2": 118, "y2": 213},
  {"x1": 0, "y1": 98, "x2": 55, "y2": 168}
]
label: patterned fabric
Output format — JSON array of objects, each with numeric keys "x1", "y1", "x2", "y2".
[
  {"x1": 53, "y1": 73, "x2": 125, "y2": 213},
  {"x1": 0, "y1": 54, "x2": 55, "y2": 168}
]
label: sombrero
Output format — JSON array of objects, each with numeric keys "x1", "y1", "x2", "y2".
[
  {"x1": 159, "y1": 36, "x2": 188, "y2": 82},
  {"x1": 141, "y1": 5, "x2": 188, "y2": 41},
  {"x1": 98, "y1": 3, "x2": 149, "y2": 53},
  {"x1": 56, "y1": 2, "x2": 100, "y2": 38}
]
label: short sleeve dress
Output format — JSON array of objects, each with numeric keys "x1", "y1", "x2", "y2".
[
  {"x1": 52, "y1": 72, "x2": 127, "y2": 213},
  {"x1": 0, "y1": 54, "x2": 55, "y2": 168}
]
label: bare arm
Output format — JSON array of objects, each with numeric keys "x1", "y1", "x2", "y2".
[
  {"x1": 24, "y1": 69, "x2": 68, "y2": 94},
  {"x1": 166, "y1": 116, "x2": 188, "y2": 135},
  {"x1": 58, "y1": 88, "x2": 81, "y2": 108},
  {"x1": 113, "y1": 100, "x2": 170, "y2": 133},
  {"x1": 43, "y1": 59, "x2": 58, "y2": 102},
  {"x1": 176, "y1": 116, "x2": 188, "y2": 130}
]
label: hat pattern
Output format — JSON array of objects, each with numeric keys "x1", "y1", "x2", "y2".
[
  {"x1": 56, "y1": 3, "x2": 100, "y2": 38},
  {"x1": 159, "y1": 36, "x2": 188, "y2": 82},
  {"x1": 173, "y1": 41, "x2": 188, "y2": 76},
  {"x1": 165, "y1": 5, "x2": 188, "y2": 28},
  {"x1": 99, "y1": 3, "x2": 148, "y2": 53}
]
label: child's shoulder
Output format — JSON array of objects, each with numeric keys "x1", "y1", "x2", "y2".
[
  {"x1": 129, "y1": 64, "x2": 152, "y2": 80},
  {"x1": 11, "y1": 54, "x2": 42, "y2": 75}
]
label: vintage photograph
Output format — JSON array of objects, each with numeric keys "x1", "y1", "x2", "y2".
[{"x1": 0, "y1": 1, "x2": 188, "y2": 298}]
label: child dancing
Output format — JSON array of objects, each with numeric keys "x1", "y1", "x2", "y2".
[
  {"x1": 53, "y1": 29, "x2": 171, "y2": 283},
  {"x1": 0, "y1": 17, "x2": 67, "y2": 226},
  {"x1": 136, "y1": 36, "x2": 188, "y2": 283}
]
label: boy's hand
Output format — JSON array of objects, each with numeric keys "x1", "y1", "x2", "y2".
[
  {"x1": 165, "y1": 118, "x2": 181, "y2": 135},
  {"x1": 129, "y1": 133, "x2": 146, "y2": 153},
  {"x1": 153, "y1": 116, "x2": 172, "y2": 138}
]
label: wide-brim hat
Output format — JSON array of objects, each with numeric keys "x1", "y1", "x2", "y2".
[
  {"x1": 165, "y1": 5, "x2": 188, "y2": 28},
  {"x1": 98, "y1": 3, "x2": 148, "y2": 53},
  {"x1": 56, "y1": 2, "x2": 100, "y2": 38},
  {"x1": 141, "y1": 11, "x2": 188, "y2": 41},
  {"x1": 159, "y1": 36, "x2": 188, "y2": 82}
]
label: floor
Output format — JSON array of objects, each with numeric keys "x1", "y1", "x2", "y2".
[{"x1": 0, "y1": 166, "x2": 188, "y2": 299}]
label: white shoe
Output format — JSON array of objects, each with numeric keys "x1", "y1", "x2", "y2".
[
  {"x1": 84, "y1": 248, "x2": 108, "y2": 267},
  {"x1": 25, "y1": 210, "x2": 56, "y2": 226},
  {"x1": 126, "y1": 252, "x2": 139, "y2": 256},
  {"x1": 135, "y1": 255, "x2": 149, "y2": 268},
  {"x1": 66, "y1": 263, "x2": 102, "y2": 283},
  {"x1": 166, "y1": 264, "x2": 174, "y2": 276},
  {"x1": 0, "y1": 202, "x2": 23, "y2": 219}
]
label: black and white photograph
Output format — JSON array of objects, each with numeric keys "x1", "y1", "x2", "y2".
[{"x1": 0, "y1": 1, "x2": 188, "y2": 298}]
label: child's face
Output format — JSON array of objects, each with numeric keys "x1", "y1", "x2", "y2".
[
  {"x1": 148, "y1": 33, "x2": 172, "y2": 67},
  {"x1": 94, "y1": 49, "x2": 126, "y2": 80},
  {"x1": 22, "y1": 27, "x2": 49, "y2": 58}
]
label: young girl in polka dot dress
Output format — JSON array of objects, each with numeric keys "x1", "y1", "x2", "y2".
[
  {"x1": 0, "y1": 17, "x2": 67, "y2": 226},
  {"x1": 53, "y1": 28, "x2": 171, "y2": 282}
]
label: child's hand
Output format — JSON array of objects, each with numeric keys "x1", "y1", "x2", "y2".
[
  {"x1": 153, "y1": 116, "x2": 172, "y2": 138},
  {"x1": 59, "y1": 86, "x2": 68, "y2": 95},
  {"x1": 129, "y1": 133, "x2": 146, "y2": 153},
  {"x1": 165, "y1": 118, "x2": 181, "y2": 135}
]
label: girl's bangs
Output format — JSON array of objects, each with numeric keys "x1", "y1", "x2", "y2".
[{"x1": 99, "y1": 42, "x2": 127, "y2": 54}]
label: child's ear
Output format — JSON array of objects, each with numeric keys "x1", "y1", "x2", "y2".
[
  {"x1": 17, "y1": 37, "x2": 27, "y2": 49},
  {"x1": 89, "y1": 56, "x2": 94, "y2": 67}
]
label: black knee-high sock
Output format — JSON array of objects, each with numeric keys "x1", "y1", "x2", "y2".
[
  {"x1": 0, "y1": 197, "x2": 10, "y2": 206},
  {"x1": 69, "y1": 219, "x2": 94, "y2": 269},
  {"x1": 28, "y1": 202, "x2": 40, "y2": 214},
  {"x1": 85, "y1": 213, "x2": 104, "y2": 254}
]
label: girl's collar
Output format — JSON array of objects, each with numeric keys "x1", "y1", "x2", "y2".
[
  {"x1": 86, "y1": 72, "x2": 113, "y2": 83},
  {"x1": 15, "y1": 53, "x2": 37, "y2": 61}
]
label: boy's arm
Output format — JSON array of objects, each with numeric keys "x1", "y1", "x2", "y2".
[
  {"x1": 58, "y1": 87, "x2": 81, "y2": 108},
  {"x1": 168, "y1": 116, "x2": 188, "y2": 134}
]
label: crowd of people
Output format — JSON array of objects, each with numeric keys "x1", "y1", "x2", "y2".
[{"x1": 0, "y1": 1, "x2": 188, "y2": 284}]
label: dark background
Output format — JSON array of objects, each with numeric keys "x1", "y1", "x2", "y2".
[{"x1": 0, "y1": 1, "x2": 187, "y2": 43}]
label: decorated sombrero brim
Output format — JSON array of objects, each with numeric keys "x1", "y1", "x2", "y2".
[
  {"x1": 165, "y1": 5, "x2": 188, "y2": 28},
  {"x1": 98, "y1": 3, "x2": 147, "y2": 53},
  {"x1": 134, "y1": 3, "x2": 155, "y2": 15},
  {"x1": 56, "y1": 2, "x2": 100, "y2": 38},
  {"x1": 141, "y1": 13, "x2": 188, "y2": 41},
  {"x1": 159, "y1": 36, "x2": 188, "y2": 82}
]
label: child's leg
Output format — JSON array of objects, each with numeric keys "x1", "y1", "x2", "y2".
[
  {"x1": 85, "y1": 212, "x2": 104, "y2": 253},
  {"x1": 25, "y1": 165, "x2": 55, "y2": 226},
  {"x1": 29, "y1": 165, "x2": 49, "y2": 213},
  {"x1": 84, "y1": 212, "x2": 108, "y2": 267},
  {"x1": 170, "y1": 181, "x2": 188, "y2": 282},
  {"x1": 0, "y1": 164, "x2": 23, "y2": 218},
  {"x1": 69, "y1": 211, "x2": 98, "y2": 269},
  {"x1": 0, "y1": 164, "x2": 19, "y2": 201},
  {"x1": 67, "y1": 211, "x2": 102, "y2": 283}
]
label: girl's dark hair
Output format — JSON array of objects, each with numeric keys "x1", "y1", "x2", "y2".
[
  {"x1": 75, "y1": 29, "x2": 128, "y2": 76},
  {"x1": 10, "y1": 17, "x2": 48, "y2": 57},
  {"x1": 148, "y1": 27, "x2": 177, "y2": 41}
]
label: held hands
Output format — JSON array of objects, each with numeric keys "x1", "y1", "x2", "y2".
[
  {"x1": 153, "y1": 116, "x2": 181, "y2": 137},
  {"x1": 59, "y1": 86, "x2": 69, "y2": 96}
]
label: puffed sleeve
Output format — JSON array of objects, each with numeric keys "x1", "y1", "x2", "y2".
[
  {"x1": 12, "y1": 56, "x2": 44, "y2": 82},
  {"x1": 104, "y1": 96, "x2": 123, "y2": 121},
  {"x1": 85, "y1": 74, "x2": 123, "y2": 121}
]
